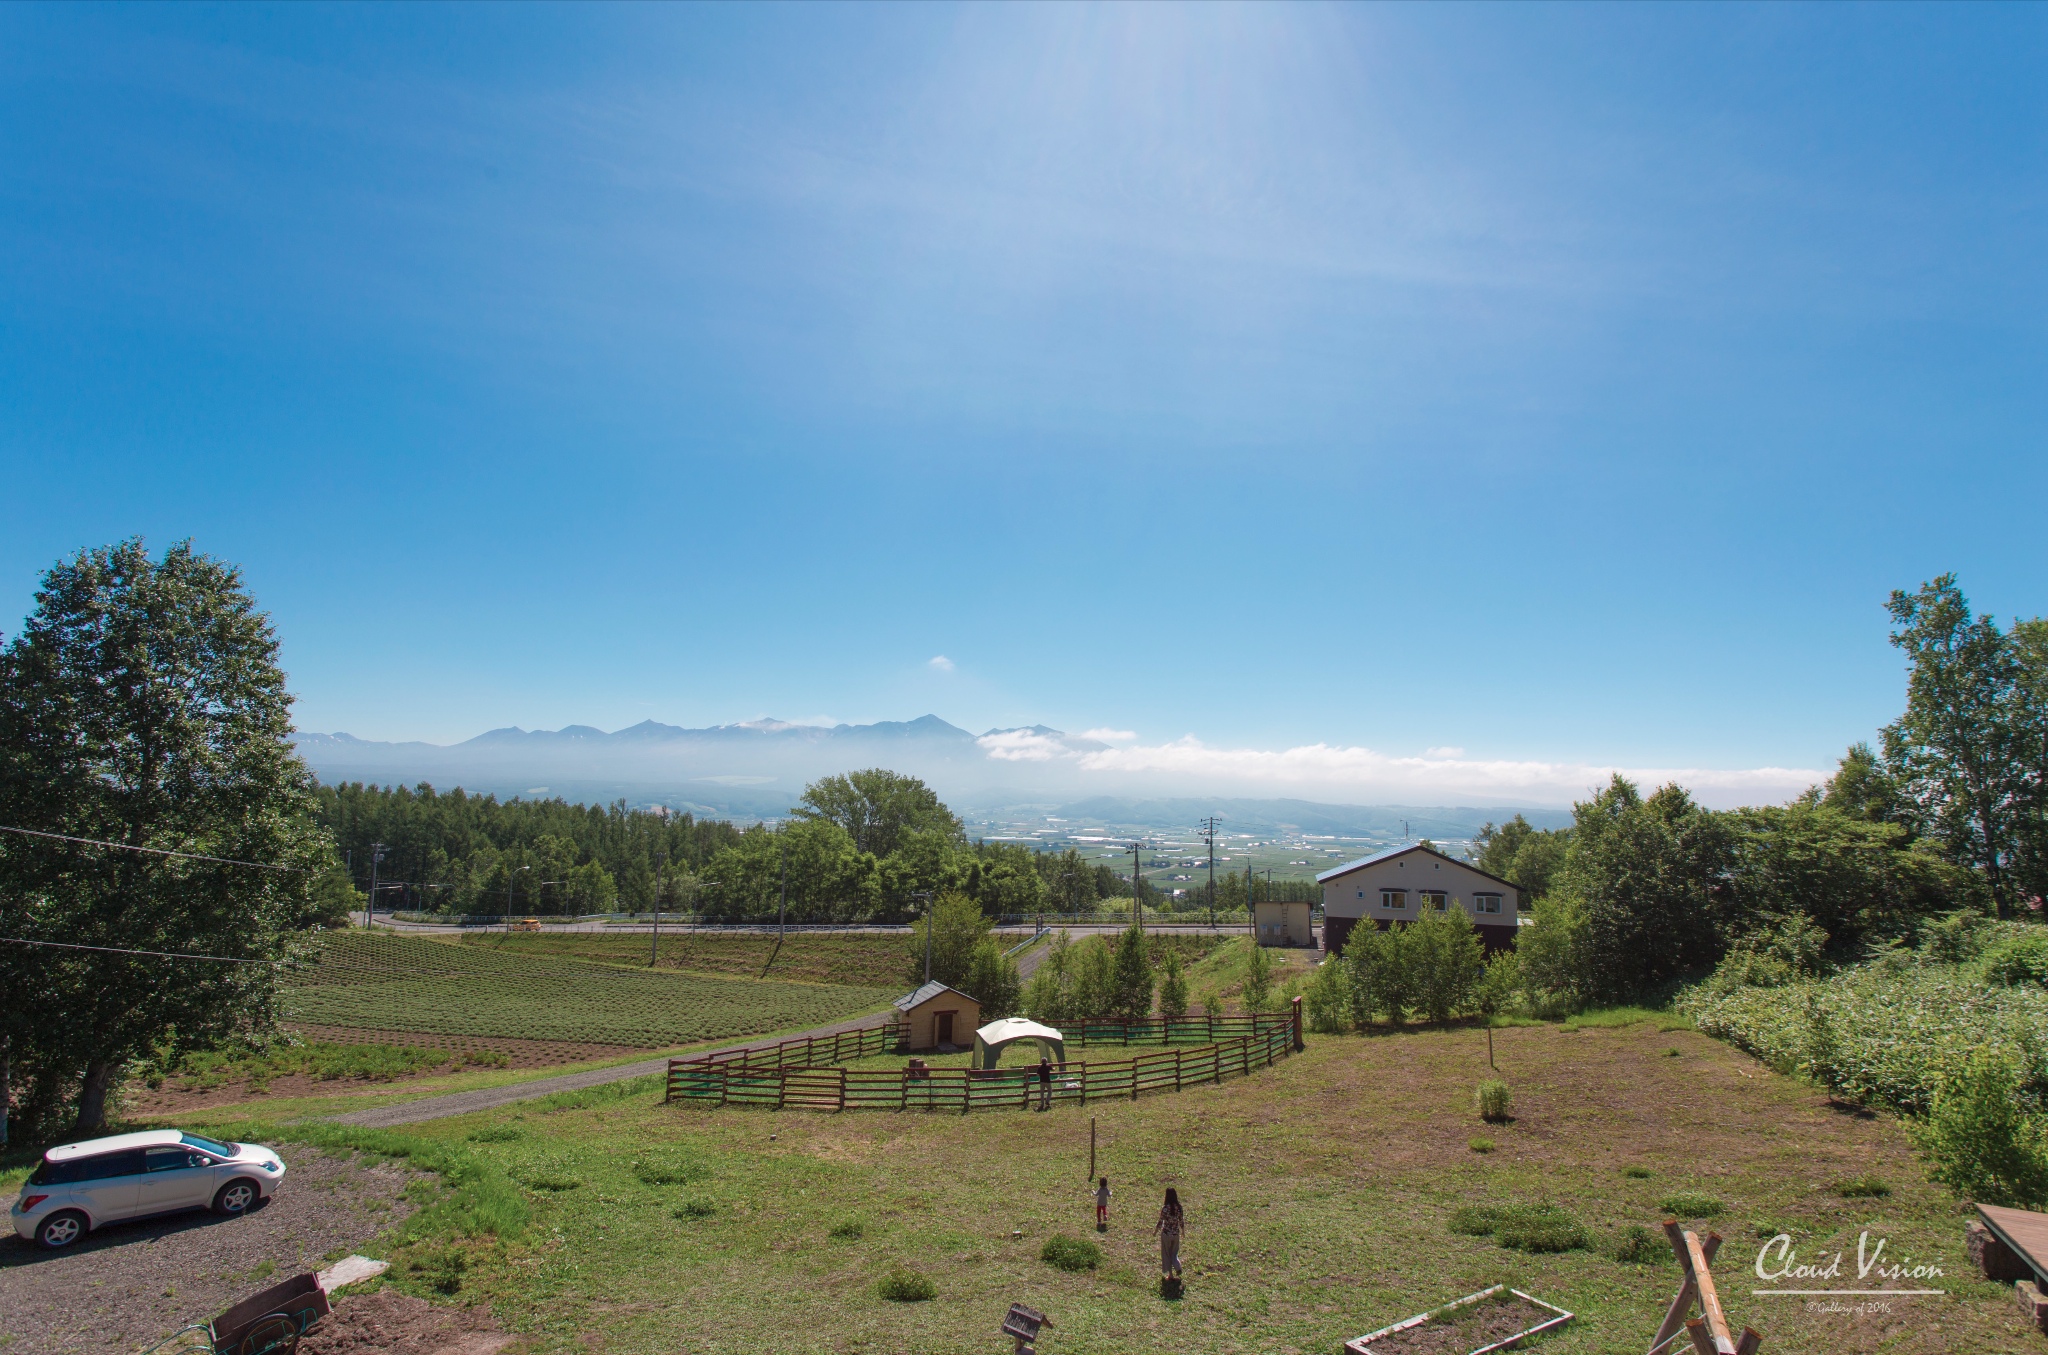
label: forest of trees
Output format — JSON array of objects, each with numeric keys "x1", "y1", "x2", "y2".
[{"x1": 1461, "y1": 574, "x2": 2048, "y2": 1007}]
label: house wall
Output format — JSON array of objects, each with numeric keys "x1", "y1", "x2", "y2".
[
  {"x1": 1320, "y1": 851, "x2": 1520, "y2": 956},
  {"x1": 1254, "y1": 900, "x2": 1314, "y2": 947},
  {"x1": 903, "y1": 995, "x2": 982, "y2": 1051}
]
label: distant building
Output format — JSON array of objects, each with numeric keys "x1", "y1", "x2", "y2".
[
  {"x1": 1317, "y1": 845, "x2": 1523, "y2": 956},
  {"x1": 1253, "y1": 899, "x2": 1313, "y2": 947},
  {"x1": 893, "y1": 981, "x2": 981, "y2": 1052}
]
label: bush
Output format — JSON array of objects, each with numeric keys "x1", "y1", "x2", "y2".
[
  {"x1": 1449, "y1": 1203, "x2": 1588, "y2": 1253},
  {"x1": 1611, "y1": 1224, "x2": 1661, "y2": 1264},
  {"x1": 1836, "y1": 1174, "x2": 1890, "y2": 1199},
  {"x1": 878, "y1": 1265, "x2": 937, "y2": 1301},
  {"x1": 1468, "y1": 1137, "x2": 1494, "y2": 1154},
  {"x1": 1983, "y1": 930, "x2": 2048, "y2": 987},
  {"x1": 1475, "y1": 1079, "x2": 1513, "y2": 1123},
  {"x1": 1040, "y1": 1235, "x2": 1103, "y2": 1272},
  {"x1": 1303, "y1": 956, "x2": 1352, "y2": 1034},
  {"x1": 675, "y1": 1199, "x2": 717, "y2": 1219},
  {"x1": 1659, "y1": 1192, "x2": 1725, "y2": 1219},
  {"x1": 829, "y1": 1219, "x2": 865, "y2": 1240},
  {"x1": 520, "y1": 1173, "x2": 581, "y2": 1192},
  {"x1": 1915, "y1": 1047, "x2": 2048, "y2": 1207},
  {"x1": 1623, "y1": 1166, "x2": 1653, "y2": 1179}
]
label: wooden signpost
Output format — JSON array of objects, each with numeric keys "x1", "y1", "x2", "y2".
[
  {"x1": 1002, "y1": 1302, "x2": 1051, "y2": 1355},
  {"x1": 1648, "y1": 1222, "x2": 1762, "y2": 1355}
]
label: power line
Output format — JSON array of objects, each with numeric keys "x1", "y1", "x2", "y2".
[
  {"x1": 0, "y1": 824, "x2": 307, "y2": 873},
  {"x1": 0, "y1": 937, "x2": 273, "y2": 964}
]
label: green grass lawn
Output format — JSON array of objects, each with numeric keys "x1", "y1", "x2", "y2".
[
  {"x1": 288, "y1": 932, "x2": 895, "y2": 1047},
  {"x1": 175, "y1": 1017, "x2": 2033, "y2": 1354}
]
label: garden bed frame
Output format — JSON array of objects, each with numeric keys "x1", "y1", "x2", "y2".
[
  {"x1": 664, "y1": 1007, "x2": 1302, "y2": 1112},
  {"x1": 1345, "y1": 1283, "x2": 1573, "y2": 1355}
]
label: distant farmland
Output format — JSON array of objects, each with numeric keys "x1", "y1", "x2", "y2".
[{"x1": 285, "y1": 933, "x2": 895, "y2": 1049}]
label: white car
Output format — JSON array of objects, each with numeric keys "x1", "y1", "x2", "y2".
[{"x1": 11, "y1": 1129, "x2": 287, "y2": 1249}]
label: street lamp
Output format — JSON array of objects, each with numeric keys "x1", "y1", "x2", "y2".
[
  {"x1": 364, "y1": 843, "x2": 388, "y2": 931},
  {"x1": 909, "y1": 890, "x2": 935, "y2": 985},
  {"x1": 505, "y1": 866, "x2": 531, "y2": 935}
]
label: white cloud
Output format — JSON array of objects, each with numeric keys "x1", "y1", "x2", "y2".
[
  {"x1": 1081, "y1": 727, "x2": 1138, "y2": 742},
  {"x1": 977, "y1": 729, "x2": 1071, "y2": 762},
  {"x1": 1070, "y1": 736, "x2": 1823, "y2": 809},
  {"x1": 928, "y1": 655, "x2": 955, "y2": 673},
  {"x1": 1426, "y1": 746, "x2": 1466, "y2": 758}
]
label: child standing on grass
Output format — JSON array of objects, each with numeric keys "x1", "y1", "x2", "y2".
[
  {"x1": 1094, "y1": 1176, "x2": 1111, "y2": 1229},
  {"x1": 1153, "y1": 1187, "x2": 1185, "y2": 1278}
]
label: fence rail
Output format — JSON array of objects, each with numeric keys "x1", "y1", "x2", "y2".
[{"x1": 665, "y1": 1005, "x2": 1303, "y2": 1112}]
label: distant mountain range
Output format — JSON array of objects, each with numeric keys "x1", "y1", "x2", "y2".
[{"x1": 289, "y1": 716, "x2": 1573, "y2": 835}]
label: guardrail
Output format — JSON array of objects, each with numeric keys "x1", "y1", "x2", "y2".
[{"x1": 665, "y1": 1005, "x2": 1304, "y2": 1113}]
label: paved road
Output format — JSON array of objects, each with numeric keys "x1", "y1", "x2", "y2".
[{"x1": 328, "y1": 932, "x2": 1065, "y2": 1128}]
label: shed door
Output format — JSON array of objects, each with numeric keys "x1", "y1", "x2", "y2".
[{"x1": 936, "y1": 1011, "x2": 955, "y2": 1045}]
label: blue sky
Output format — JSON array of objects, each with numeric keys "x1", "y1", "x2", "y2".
[{"x1": 2, "y1": 4, "x2": 2044, "y2": 807}]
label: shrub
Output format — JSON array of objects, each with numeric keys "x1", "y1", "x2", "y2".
[
  {"x1": 1468, "y1": 1137, "x2": 1494, "y2": 1154},
  {"x1": 829, "y1": 1219, "x2": 865, "y2": 1240},
  {"x1": 1242, "y1": 941, "x2": 1274, "y2": 1014},
  {"x1": 1925, "y1": 909, "x2": 1987, "y2": 964},
  {"x1": 674, "y1": 1199, "x2": 717, "y2": 1219},
  {"x1": 1475, "y1": 1079, "x2": 1513, "y2": 1123},
  {"x1": 520, "y1": 1173, "x2": 581, "y2": 1192},
  {"x1": 1659, "y1": 1192, "x2": 1725, "y2": 1219},
  {"x1": 1449, "y1": 1203, "x2": 1588, "y2": 1253},
  {"x1": 878, "y1": 1265, "x2": 937, "y2": 1302},
  {"x1": 1611, "y1": 1224, "x2": 1661, "y2": 1264},
  {"x1": 1914, "y1": 1047, "x2": 2048, "y2": 1207},
  {"x1": 1303, "y1": 956, "x2": 1352, "y2": 1034},
  {"x1": 1623, "y1": 1166, "x2": 1653, "y2": 1180},
  {"x1": 1040, "y1": 1235, "x2": 1103, "y2": 1272},
  {"x1": 1836, "y1": 1174, "x2": 1890, "y2": 1199},
  {"x1": 1983, "y1": 930, "x2": 2048, "y2": 987}
]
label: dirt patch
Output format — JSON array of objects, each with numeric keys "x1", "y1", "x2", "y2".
[
  {"x1": 1353, "y1": 1293, "x2": 1562, "y2": 1353},
  {"x1": 300, "y1": 1289, "x2": 509, "y2": 1355},
  {"x1": 0, "y1": 1148, "x2": 414, "y2": 1355}
]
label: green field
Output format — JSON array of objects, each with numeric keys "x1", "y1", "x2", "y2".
[
  {"x1": 454, "y1": 930, "x2": 917, "y2": 988},
  {"x1": 168, "y1": 1015, "x2": 2030, "y2": 1355},
  {"x1": 286, "y1": 933, "x2": 895, "y2": 1047}
]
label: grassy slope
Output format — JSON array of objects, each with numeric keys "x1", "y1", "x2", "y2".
[
  {"x1": 175, "y1": 1019, "x2": 2029, "y2": 1355},
  {"x1": 456, "y1": 931, "x2": 917, "y2": 988}
]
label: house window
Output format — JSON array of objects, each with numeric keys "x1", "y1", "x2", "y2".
[
  {"x1": 1421, "y1": 890, "x2": 1447, "y2": 911},
  {"x1": 1474, "y1": 893, "x2": 1502, "y2": 914},
  {"x1": 1380, "y1": 889, "x2": 1407, "y2": 910}
]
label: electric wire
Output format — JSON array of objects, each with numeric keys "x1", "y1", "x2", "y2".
[
  {"x1": 0, "y1": 936, "x2": 271, "y2": 964},
  {"x1": 0, "y1": 824, "x2": 306, "y2": 872}
]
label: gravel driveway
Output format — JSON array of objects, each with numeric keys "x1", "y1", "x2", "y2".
[{"x1": 0, "y1": 1148, "x2": 414, "y2": 1355}]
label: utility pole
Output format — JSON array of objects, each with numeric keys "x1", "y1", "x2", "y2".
[
  {"x1": 651, "y1": 836, "x2": 668, "y2": 966},
  {"x1": 1128, "y1": 842, "x2": 1144, "y2": 931},
  {"x1": 365, "y1": 843, "x2": 386, "y2": 930},
  {"x1": 910, "y1": 891, "x2": 935, "y2": 984},
  {"x1": 1198, "y1": 817, "x2": 1220, "y2": 930},
  {"x1": 779, "y1": 833, "x2": 788, "y2": 940},
  {"x1": 506, "y1": 865, "x2": 530, "y2": 935}
]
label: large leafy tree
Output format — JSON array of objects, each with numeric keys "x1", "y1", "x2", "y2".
[
  {"x1": 1881, "y1": 576, "x2": 2040, "y2": 915},
  {"x1": 793, "y1": 769, "x2": 962, "y2": 859},
  {"x1": 0, "y1": 541, "x2": 326, "y2": 1132}
]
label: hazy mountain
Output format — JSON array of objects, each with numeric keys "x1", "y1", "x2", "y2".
[{"x1": 290, "y1": 718, "x2": 1576, "y2": 834}]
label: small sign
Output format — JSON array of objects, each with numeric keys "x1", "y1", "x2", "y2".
[{"x1": 1002, "y1": 1302, "x2": 1050, "y2": 1342}]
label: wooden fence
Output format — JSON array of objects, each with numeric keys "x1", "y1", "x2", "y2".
[{"x1": 665, "y1": 1005, "x2": 1302, "y2": 1113}]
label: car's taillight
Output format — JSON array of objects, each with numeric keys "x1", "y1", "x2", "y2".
[{"x1": 19, "y1": 1195, "x2": 48, "y2": 1211}]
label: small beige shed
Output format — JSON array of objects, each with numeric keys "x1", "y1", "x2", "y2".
[
  {"x1": 1254, "y1": 899, "x2": 1314, "y2": 947},
  {"x1": 893, "y1": 981, "x2": 982, "y2": 1052}
]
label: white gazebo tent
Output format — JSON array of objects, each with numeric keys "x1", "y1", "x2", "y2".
[{"x1": 973, "y1": 1017, "x2": 1066, "y2": 1070}]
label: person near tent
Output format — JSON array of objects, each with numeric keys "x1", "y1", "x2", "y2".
[
  {"x1": 1037, "y1": 1056, "x2": 1053, "y2": 1110},
  {"x1": 1154, "y1": 1187, "x2": 1185, "y2": 1278}
]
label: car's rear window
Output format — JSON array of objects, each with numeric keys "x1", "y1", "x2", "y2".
[
  {"x1": 29, "y1": 1148, "x2": 147, "y2": 1185},
  {"x1": 180, "y1": 1132, "x2": 237, "y2": 1157}
]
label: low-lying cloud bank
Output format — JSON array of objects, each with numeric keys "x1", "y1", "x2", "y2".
[{"x1": 977, "y1": 730, "x2": 1824, "y2": 809}]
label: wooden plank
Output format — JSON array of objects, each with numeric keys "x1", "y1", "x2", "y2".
[
  {"x1": 1684, "y1": 1230, "x2": 1736, "y2": 1354},
  {"x1": 1978, "y1": 1205, "x2": 2048, "y2": 1284}
]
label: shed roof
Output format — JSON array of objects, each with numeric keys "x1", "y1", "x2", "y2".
[
  {"x1": 1315, "y1": 843, "x2": 1522, "y2": 894},
  {"x1": 893, "y1": 980, "x2": 979, "y2": 1013}
]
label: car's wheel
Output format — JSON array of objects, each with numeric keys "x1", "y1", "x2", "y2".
[
  {"x1": 212, "y1": 1179, "x2": 259, "y2": 1216},
  {"x1": 36, "y1": 1210, "x2": 87, "y2": 1249}
]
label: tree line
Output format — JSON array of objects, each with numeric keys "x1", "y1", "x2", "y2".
[{"x1": 1457, "y1": 574, "x2": 2044, "y2": 1008}]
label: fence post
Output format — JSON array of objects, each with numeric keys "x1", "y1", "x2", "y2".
[
  {"x1": 838, "y1": 1068, "x2": 847, "y2": 1113},
  {"x1": 1175, "y1": 1048, "x2": 1183, "y2": 1091},
  {"x1": 1292, "y1": 995, "x2": 1305, "y2": 1052},
  {"x1": 1132, "y1": 1053, "x2": 1141, "y2": 1101},
  {"x1": 900, "y1": 1069, "x2": 908, "y2": 1112}
]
